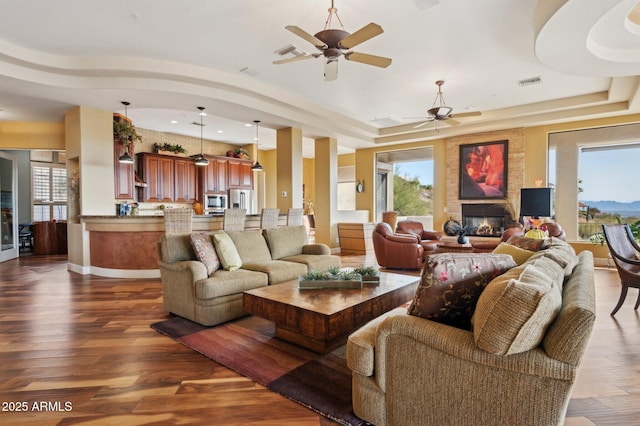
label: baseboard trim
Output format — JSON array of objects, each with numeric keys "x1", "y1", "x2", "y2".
[{"x1": 67, "y1": 262, "x2": 160, "y2": 278}]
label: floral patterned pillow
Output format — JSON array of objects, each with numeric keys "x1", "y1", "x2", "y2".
[
  {"x1": 407, "y1": 253, "x2": 517, "y2": 330},
  {"x1": 190, "y1": 233, "x2": 220, "y2": 276}
]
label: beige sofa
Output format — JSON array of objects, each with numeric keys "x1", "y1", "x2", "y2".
[
  {"x1": 347, "y1": 241, "x2": 595, "y2": 426},
  {"x1": 158, "y1": 225, "x2": 340, "y2": 326}
]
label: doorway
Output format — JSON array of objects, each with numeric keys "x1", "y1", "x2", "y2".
[{"x1": 0, "y1": 151, "x2": 18, "y2": 262}]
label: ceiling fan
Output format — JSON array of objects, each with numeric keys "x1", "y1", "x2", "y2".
[
  {"x1": 410, "y1": 80, "x2": 482, "y2": 129},
  {"x1": 273, "y1": 0, "x2": 392, "y2": 81}
]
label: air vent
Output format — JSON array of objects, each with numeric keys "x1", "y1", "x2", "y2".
[
  {"x1": 191, "y1": 121, "x2": 205, "y2": 127},
  {"x1": 518, "y1": 76, "x2": 542, "y2": 87},
  {"x1": 275, "y1": 44, "x2": 307, "y2": 59}
]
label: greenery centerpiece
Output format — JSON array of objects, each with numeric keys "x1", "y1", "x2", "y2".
[
  {"x1": 153, "y1": 142, "x2": 187, "y2": 156},
  {"x1": 298, "y1": 267, "x2": 363, "y2": 289}
]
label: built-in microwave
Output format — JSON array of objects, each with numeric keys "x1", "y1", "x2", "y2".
[{"x1": 205, "y1": 194, "x2": 227, "y2": 214}]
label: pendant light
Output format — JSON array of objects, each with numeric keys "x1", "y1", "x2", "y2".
[
  {"x1": 251, "y1": 120, "x2": 264, "y2": 171},
  {"x1": 118, "y1": 101, "x2": 135, "y2": 164},
  {"x1": 193, "y1": 106, "x2": 209, "y2": 166}
]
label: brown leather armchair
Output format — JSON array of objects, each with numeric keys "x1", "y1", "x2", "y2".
[
  {"x1": 372, "y1": 222, "x2": 424, "y2": 270},
  {"x1": 395, "y1": 220, "x2": 443, "y2": 254}
]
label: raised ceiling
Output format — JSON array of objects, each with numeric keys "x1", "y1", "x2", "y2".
[{"x1": 0, "y1": 0, "x2": 639, "y2": 157}]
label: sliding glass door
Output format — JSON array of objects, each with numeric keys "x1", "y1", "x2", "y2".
[{"x1": 0, "y1": 152, "x2": 18, "y2": 262}]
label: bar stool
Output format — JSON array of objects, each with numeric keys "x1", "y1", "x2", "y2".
[{"x1": 260, "y1": 208, "x2": 280, "y2": 229}]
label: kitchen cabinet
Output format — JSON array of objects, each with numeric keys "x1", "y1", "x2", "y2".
[
  {"x1": 114, "y1": 139, "x2": 135, "y2": 200},
  {"x1": 138, "y1": 153, "x2": 174, "y2": 202},
  {"x1": 200, "y1": 155, "x2": 228, "y2": 195},
  {"x1": 174, "y1": 158, "x2": 197, "y2": 202},
  {"x1": 227, "y1": 158, "x2": 253, "y2": 189}
]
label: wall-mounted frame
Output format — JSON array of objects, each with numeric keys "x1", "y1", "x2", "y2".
[{"x1": 459, "y1": 140, "x2": 508, "y2": 200}]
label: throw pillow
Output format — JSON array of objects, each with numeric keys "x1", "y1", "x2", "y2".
[
  {"x1": 492, "y1": 242, "x2": 536, "y2": 266},
  {"x1": 190, "y1": 233, "x2": 220, "y2": 276},
  {"x1": 262, "y1": 225, "x2": 308, "y2": 259},
  {"x1": 505, "y1": 235, "x2": 551, "y2": 251},
  {"x1": 473, "y1": 255, "x2": 564, "y2": 355},
  {"x1": 211, "y1": 231, "x2": 242, "y2": 271},
  {"x1": 407, "y1": 253, "x2": 517, "y2": 330}
]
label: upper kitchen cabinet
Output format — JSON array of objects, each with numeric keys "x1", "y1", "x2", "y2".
[
  {"x1": 200, "y1": 155, "x2": 228, "y2": 195},
  {"x1": 227, "y1": 158, "x2": 253, "y2": 189},
  {"x1": 114, "y1": 139, "x2": 135, "y2": 200},
  {"x1": 174, "y1": 158, "x2": 198, "y2": 203},
  {"x1": 137, "y1": 153, "x2": 174, "y2": 202}
]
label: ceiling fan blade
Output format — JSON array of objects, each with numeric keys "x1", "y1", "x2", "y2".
[
  {"x1": 446, "y1": 118, "x2": 461, "y2": 126},
  {"x1": 345, "y1": 52, "x2": 392, "y2": 68},
  {"x1": 324, "y1": 60, "x2": 338, "y2": 82},
  {"x1": 414, "y1": 119, "x2": 434, "y2": 129},
  {"x1": 285, "y1": 25, "x2": 327, "y2": 49},
  {"x1": 272, "y1": 55, "x2": 317, "y2": 65},
  {"x1": 452, "y1": 111, "x2": 482, "y2": 119},
  {"x1": 339, "y1": 23, "x2": 383, "y2": 49}
]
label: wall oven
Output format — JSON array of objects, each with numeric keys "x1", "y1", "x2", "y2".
[{"x1": 204, "y1": 194, "x2": 227, "y2": 214}]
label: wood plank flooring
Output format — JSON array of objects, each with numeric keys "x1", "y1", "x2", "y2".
[{"x1": 0, "y1": 253, "x2": 638, "y2": 425}]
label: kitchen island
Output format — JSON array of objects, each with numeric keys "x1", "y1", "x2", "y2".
[{"x1": 79, "y1": 213, "x2": 287, "y2": 278}]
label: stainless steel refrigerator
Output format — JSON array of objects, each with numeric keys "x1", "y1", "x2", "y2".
[{"x1": 228, "y1": 189, "x2": 256, "y2": 214}]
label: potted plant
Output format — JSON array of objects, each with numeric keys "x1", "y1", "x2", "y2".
[
  {"x1": 113, "y1": 119, "x2": 142, "y2": 147},
  {"x1": 353, "y1": 265, "x2": 380, "y2": 284}
]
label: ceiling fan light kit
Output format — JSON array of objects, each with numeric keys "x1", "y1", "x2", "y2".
[{"x1": 274, "y1": 0, "x2": 392, "y2": 81}]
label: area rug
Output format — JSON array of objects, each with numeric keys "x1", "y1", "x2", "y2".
[{"x1": 151, "y1": 315, "x2": 367, "y2": 426}]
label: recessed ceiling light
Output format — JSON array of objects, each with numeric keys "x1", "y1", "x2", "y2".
[
  {"x1": 245, "y1": 123, "x2": 253, "y2": 127},
  {"x1": 217, "y1": 130, "x2": 224, "y2": 134},
  {"x1": 170, "y1": 120, "x2": 178, "y2": 124}
]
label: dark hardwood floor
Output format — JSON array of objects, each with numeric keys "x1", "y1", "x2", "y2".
[{"x1": 0, "y1": 253, "x2": 638, "y2": 425}]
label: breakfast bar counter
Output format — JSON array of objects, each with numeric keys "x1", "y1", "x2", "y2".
[{"x1": 79, "y1": 214, "x2": 286, "y2": 278}]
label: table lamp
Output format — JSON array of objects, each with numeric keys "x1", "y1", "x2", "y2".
[{"x1": 520, "y1": 187, "x2": 554, "y2": 238}]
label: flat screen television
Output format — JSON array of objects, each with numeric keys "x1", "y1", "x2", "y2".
[{"x1": 520, "y1": 188, "x2": 554, "y2": 217}]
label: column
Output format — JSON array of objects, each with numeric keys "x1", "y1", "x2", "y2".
[
  {"x1": 276, "y1": 127, "x2": 303, "y2": 211},
  {"x1": 314, "y1": 137, "x2": 338, "y2": 248}
]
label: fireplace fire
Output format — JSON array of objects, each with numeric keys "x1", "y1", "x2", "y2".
[{"x1": 462, "y1": 204, "x2": 513, "y2": 237}]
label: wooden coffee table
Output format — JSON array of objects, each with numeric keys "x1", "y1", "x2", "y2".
[{"x1": 242, "y1": 272, "x2": 419, "y2": 353}]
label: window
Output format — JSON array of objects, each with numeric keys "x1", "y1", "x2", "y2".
[
  {"x1": 578, "y1": 143, "x2": 640, "y2": 240},
  {"x1": 375, "y1": 147, "x2": 434, "y2": 222},
  {"x1": 32, "y1": 163, "x2": 67, "y2": 221}
]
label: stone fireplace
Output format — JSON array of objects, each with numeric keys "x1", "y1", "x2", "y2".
[
  {"x1": 462, "y1": 204, "x2": 514, "y2": 237},
  {"x1": 444, "y1": 129, "x2": 525, "y2": 234}
]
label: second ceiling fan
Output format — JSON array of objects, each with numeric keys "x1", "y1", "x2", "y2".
[
  {"x1": 273, "y1": 0, "x2": 392, "y2": 81},
  {"x1": 410, "y1": 80, "x2": 482, "y2": 130}
]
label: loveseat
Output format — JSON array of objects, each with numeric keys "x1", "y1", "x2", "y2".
[
  {"x1": 158, "y1": 225, "x2": 340, "y2": 326},
  {"x1": 347, "y1": 238, "x2": 595, "y2": 426}
]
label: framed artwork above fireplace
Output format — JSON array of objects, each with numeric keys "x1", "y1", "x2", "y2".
[{"x1": 459, "y1": 140, "x2": 508, "y2": 200}]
